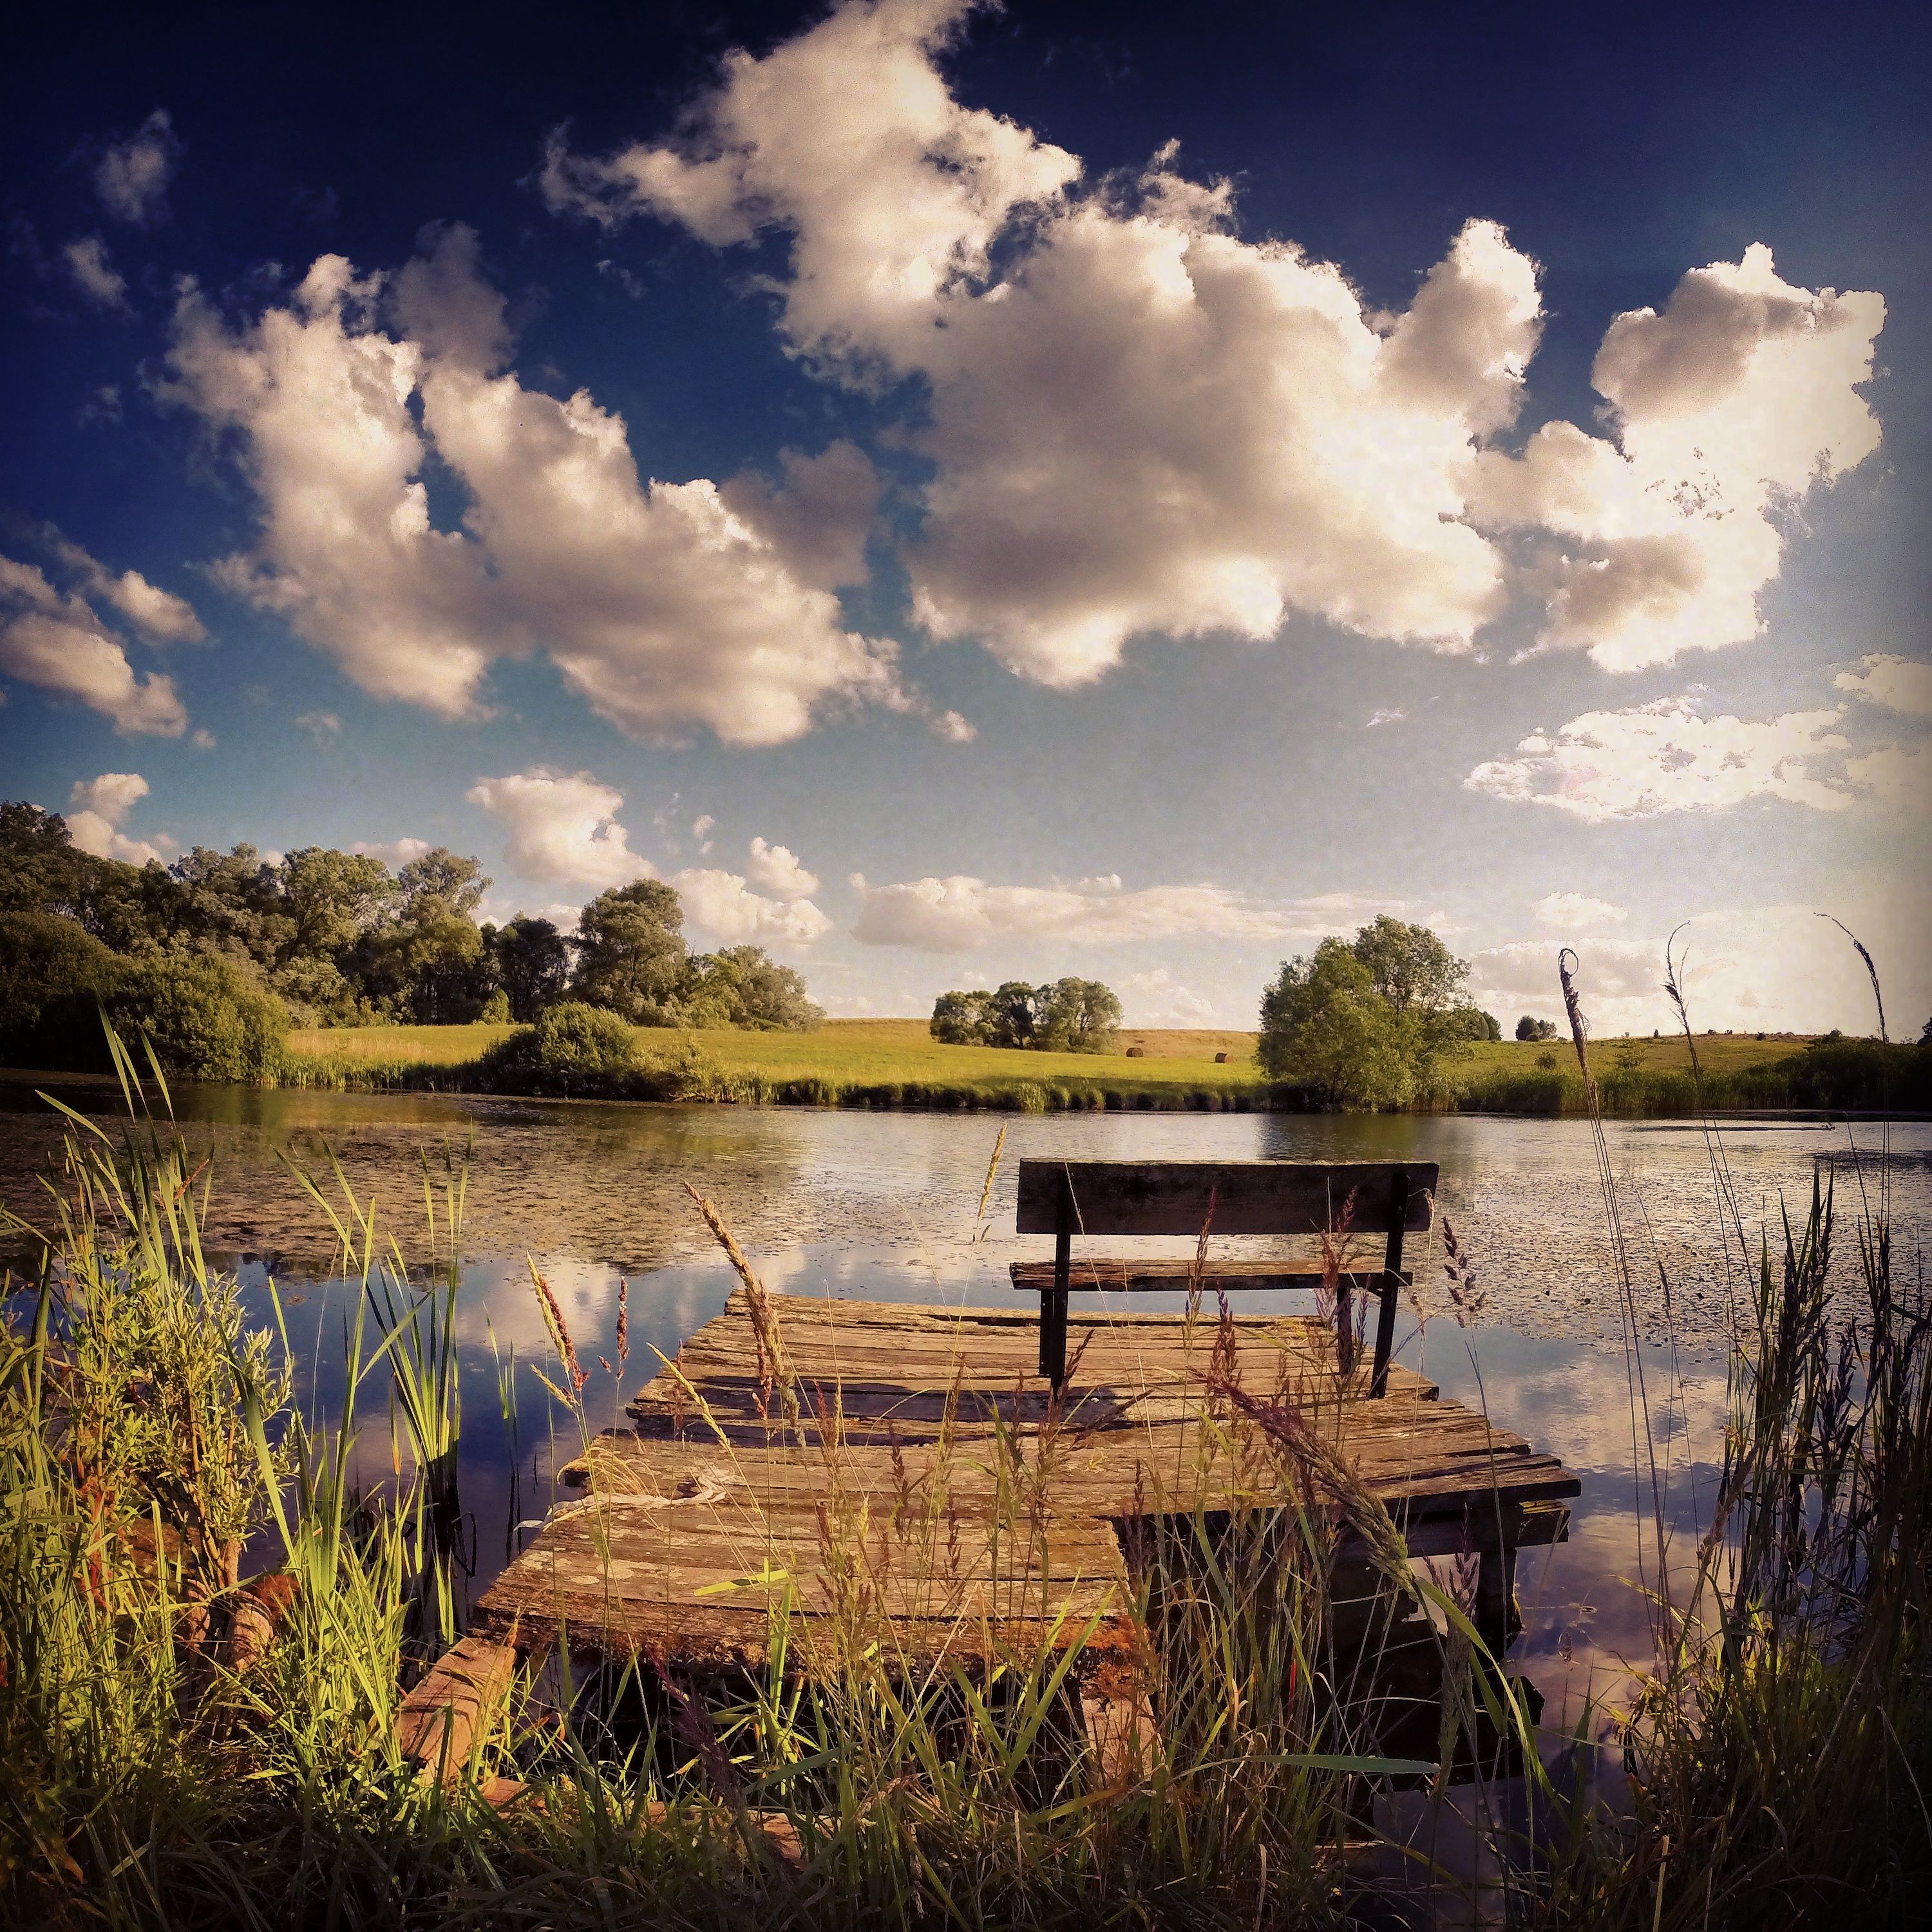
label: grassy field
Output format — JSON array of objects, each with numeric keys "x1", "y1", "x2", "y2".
[{"x1": 281, "y1": 1018, "x2": 1841, "y2": 1113}]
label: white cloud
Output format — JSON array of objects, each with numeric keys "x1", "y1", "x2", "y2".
[
  {"x1": 1118, "y1": 967, "x2": 1217, "y2": 1025},
  {"x1": 1365, "y1": 708, "x2": 1407, "y2": 728},
  {"x1": 294, "y1": 710, "x2": 341, "y2": 745},
  {"x1": 466, "y1": 769, "x2": 652, "y2": 890},
  {"x1": 670, "y1": 867, "x2": 833, "y2": 946},
  {"x1": 65, "y1": 772, "x2": 175, "y2": 866},
  {"x1": 63, "y1": 236, "x2": 128, "y2": 310},
  {"x1": 848, "y1": 871, "x2": 1358, "y2": 951},
  {"x1": 544, "y1": 0, "x2": 1881, "y2": 685},
  {"x1": 0, "y1": 554, "x2": 188, "y2": 735},
  {"x1": 94, "y1": 109, "x2": 182, "y2": 224},
  {"x1": 744, "y1": 836, "x2": 819, "y2": 898},
  {"x1": 1466, "y1": 699, "x2": 1853, "y2": 821},
  {"x1": 162, "y1": 228, "x2": 911, "y2": 745},
  {"x1": 690, "y1": 813, "x2": 715, "y2": 852},
  {"x1": 1468, "y1": 247, "x2": 1884, "y2": 671},
  {"x1": 1835, "y1": 653, "x2": 1932, "y2": 719},
  {"x1": 1534, "y1": 892, "x2": 1627, "y2": 928},
  {"x1": 929, "y1": 708, "x2": 976, "y2": 743},
  {"x1": 350, "y1": 837, "x2": 433, "y2": 871},
  {"x1": 36, "y1": 526, "x2": 205, "y2": 643}
]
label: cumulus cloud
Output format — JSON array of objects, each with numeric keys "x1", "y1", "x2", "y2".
[
  {"x1": 1117, "y1": 967, "x2": 1217, "y2": 1025},
  {"x1": 467, "y1": 769, "x2": 651, "y2": 889},
  {"x1": 65, "y1": 772, "x2": 175, "y2": 865},
  {"x1": 94, "y1": 109, "x2": 182, "y2": 224},
  {"x1": 62, "y1": 236, "x2": 128, "y2": 309},
  {"x1": 744, "y1": 836, "x2": 819, "y2": 898},
  {"x1": 1535, "y1": 893, "x2": 1627, "y2": 927},
  {"x1": 544, "y1": 0, "x2": 1882, "y2": 685},
  {"x1": 1466, "y1": 700, "x2": 1853, "y2": 821},
  {"x1": 848, "y1": 871, "x2": 1357, "y2": 951},
  {"x1": 295, "y1": 709, "x2": 341, "y2": 745},
  {"x1": 670, "y1": 867, "x2": 833, "y2": 945},
  {"x1": 1468, "y1": 246, "x2": 1884, "y2": 670},
  {"x1": 161, "y1": 227, "x2": 910, "y2": 744},
  {"x1": 0, "y1": 553, "x2": 189, "y2": 735},
  {"x1": 1835, "y1": 652, "x2": 1932, "y2": 718}
]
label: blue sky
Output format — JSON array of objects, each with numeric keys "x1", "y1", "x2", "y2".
[{"x1": 3, "y1": 0, "x2": 1926, "y2": 1033}]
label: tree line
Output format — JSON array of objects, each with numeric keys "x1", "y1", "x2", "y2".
[
  {"x1": 929, "y1": 979, "x2": 1122, "y2": 1053},
  {"x1": 0, "y1": 800, "x2": 820, "y2": 1077}
]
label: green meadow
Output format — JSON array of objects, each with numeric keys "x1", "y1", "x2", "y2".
[{"x1": 277, "y1": 1018, "x2": 1891, "y2": 1115}]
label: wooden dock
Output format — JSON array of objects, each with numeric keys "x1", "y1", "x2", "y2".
[{"x1": 472, "y1": 1289, "x2": 1580, "y2": 1689}]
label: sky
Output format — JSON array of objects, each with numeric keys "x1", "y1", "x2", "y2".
[{"x1": 3, "y1": 0, "x2": 1927, "y2": 1036}]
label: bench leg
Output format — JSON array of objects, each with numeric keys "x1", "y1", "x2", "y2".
[
  {"x1": 1039, "y1": 1289, "x2": 1068, "y2": 1387},
  {"x1": 1474, "y1": 1546, "x2": 1518, "y2": 1660}
]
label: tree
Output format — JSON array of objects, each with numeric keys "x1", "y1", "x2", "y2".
[
  {"x1": 397, "y1": 848, "x2": 488, "y2": 920},
  {"x1": 931, "y1": 989, "x2": 994, "y2": 1045},
  {"x1": 574, "y1": 879, "x2": 688, "y2": 1023},
  {"x1": 710, "y1": 945, "x2": 822, "y2": 1031},
  {"x1": 1257, "y1": 940, "x2": 1416, "y2": 1106},
  {"x1": 491, "y1": 916, "x2": 573, "y2": 1021},
  {"x1": 1036, "y1": 977, "x2": 1122, "y2": 1052},
  {"x1": 269, "y1": 848, "x2": 395, "y2": 968},
  {"x1": 1350, "y1": 916, "x2": 1468, "y2": 1017},
  {"x1": 1515, "y1": 1014, "x2": 1559, "y2": 1042},
  {"x1": 1441, "y1": 1005, "x2": 1502, "y2": 1043}
]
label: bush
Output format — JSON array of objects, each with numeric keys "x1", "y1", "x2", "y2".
[
  {"x1": 106, "y1": 952, "x2": 290, "y2": 1084},
  {"x1": 0, "y1": 910, "x2": 124, "y2": 1068},
  {"x1": 477, "y1": 1001, "x2": 640, "y2": 1097}
]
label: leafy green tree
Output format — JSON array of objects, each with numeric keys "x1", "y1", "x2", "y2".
[
  {"x1": 1441, "y1": 1005, "x2": 1502, "y2": 1043},
  {"x1": 931, "y1": 989, "x2": 994, "y2": 1045},
  {"x1": 490, "y1": 916, "x2": 573, "y2": 1021},
  {"x1": 0, "y1": 803, "x2": 91, "y2": 918},
  {"x1": 268, "y1": 848, "x2": 395, "y2": 969},
  {"x1": 1515, "y1": 1014, "x2": 1559, "y2": 1042},
  {"x1": 106, "y1": 951, "x2": 289, "y2": 1083},
  {"x1": 1037, "y1": 977, "x2": 1122, "y2": 1052},
  {"x1": 1257, "y1": 939, "x2": 1417, "y2": 1106},
  {"x1": 478, "y1": 1001, "x2": 638, "y2": 1097},
  {"x1": 573, "y1": 879, "x2": 688, "y2": 1024},
  {"x1": 0, "y1": 910, "x2": 124, "y2": 1067},
  {"x1": 1350, "y1": 915, "x2": 1468, "y2": 1016},
  {"x1": 709, "y1": 945, "x2": 822, "y2": 1031}
]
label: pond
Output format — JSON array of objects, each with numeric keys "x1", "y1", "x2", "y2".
[{"x1": 5, "y1": 1074, "x2": 1927, "y2": 1788}]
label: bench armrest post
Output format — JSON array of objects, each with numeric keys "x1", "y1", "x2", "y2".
[
  {"x1": 1369, "y1": 1170, "x2": 1408, "y2": 1397},
  {"x1": 1041, "y1": 1175, "x2": 1072, "y2": 1388}
]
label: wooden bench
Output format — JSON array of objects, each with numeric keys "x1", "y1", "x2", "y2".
[{"x1": 1010, "y1": 1158, "x2": 1437, "y2": 1395}]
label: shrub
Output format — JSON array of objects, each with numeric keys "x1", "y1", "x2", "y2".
[
  {"x1": 0, "y1": 910, "x2": 124, "y2": 1068},
  {"x1": 477, "y1": 1001, "x2": 639, "y2": 1097},
  {"x1": 106, "y1": 951, "x2": 290, "y2": 1084}
]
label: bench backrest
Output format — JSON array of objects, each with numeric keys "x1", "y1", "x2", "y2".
[{"x1": 1014, "y1": 1159, "x2": 1437, "y2": 1237}]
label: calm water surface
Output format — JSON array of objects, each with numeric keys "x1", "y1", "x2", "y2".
[{"x1": 5, "y1": 1075, "x2": 1926, "y2": 1779}]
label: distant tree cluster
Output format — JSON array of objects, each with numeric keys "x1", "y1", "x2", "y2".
[
  {"x1": 0, "y1": 799, "x2": 820, "y2": 1076},
  {"x1": 929, "y1": 978, "x2": 1122, "y2": 1054},
  {"x1": 1256, "y1": 916, "x2": 1499, "y2": 1107},
  {"x1": 1515, "y1": 1015, "x2": 1560, "y2": 1042}
]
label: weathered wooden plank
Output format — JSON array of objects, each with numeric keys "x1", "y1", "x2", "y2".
[
  {"x1": 1015, "y1": 1159, "x2": 1438, "y2": 1235},
  {"x1": 482, "y1": 1291, "x2": 1578, "y2": 1680},
  {"x1": 397, "y1": 1636, "x2": 516, "y2": 1783}
]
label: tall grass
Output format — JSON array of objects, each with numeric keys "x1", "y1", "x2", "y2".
[{"x1": 1, "y1": 1004, "x2": 1926, "y2": 1926}]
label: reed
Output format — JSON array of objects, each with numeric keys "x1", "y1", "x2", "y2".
[{"x1": 1, "y1": 1007, "x2": 1926, "y2": 1927}]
